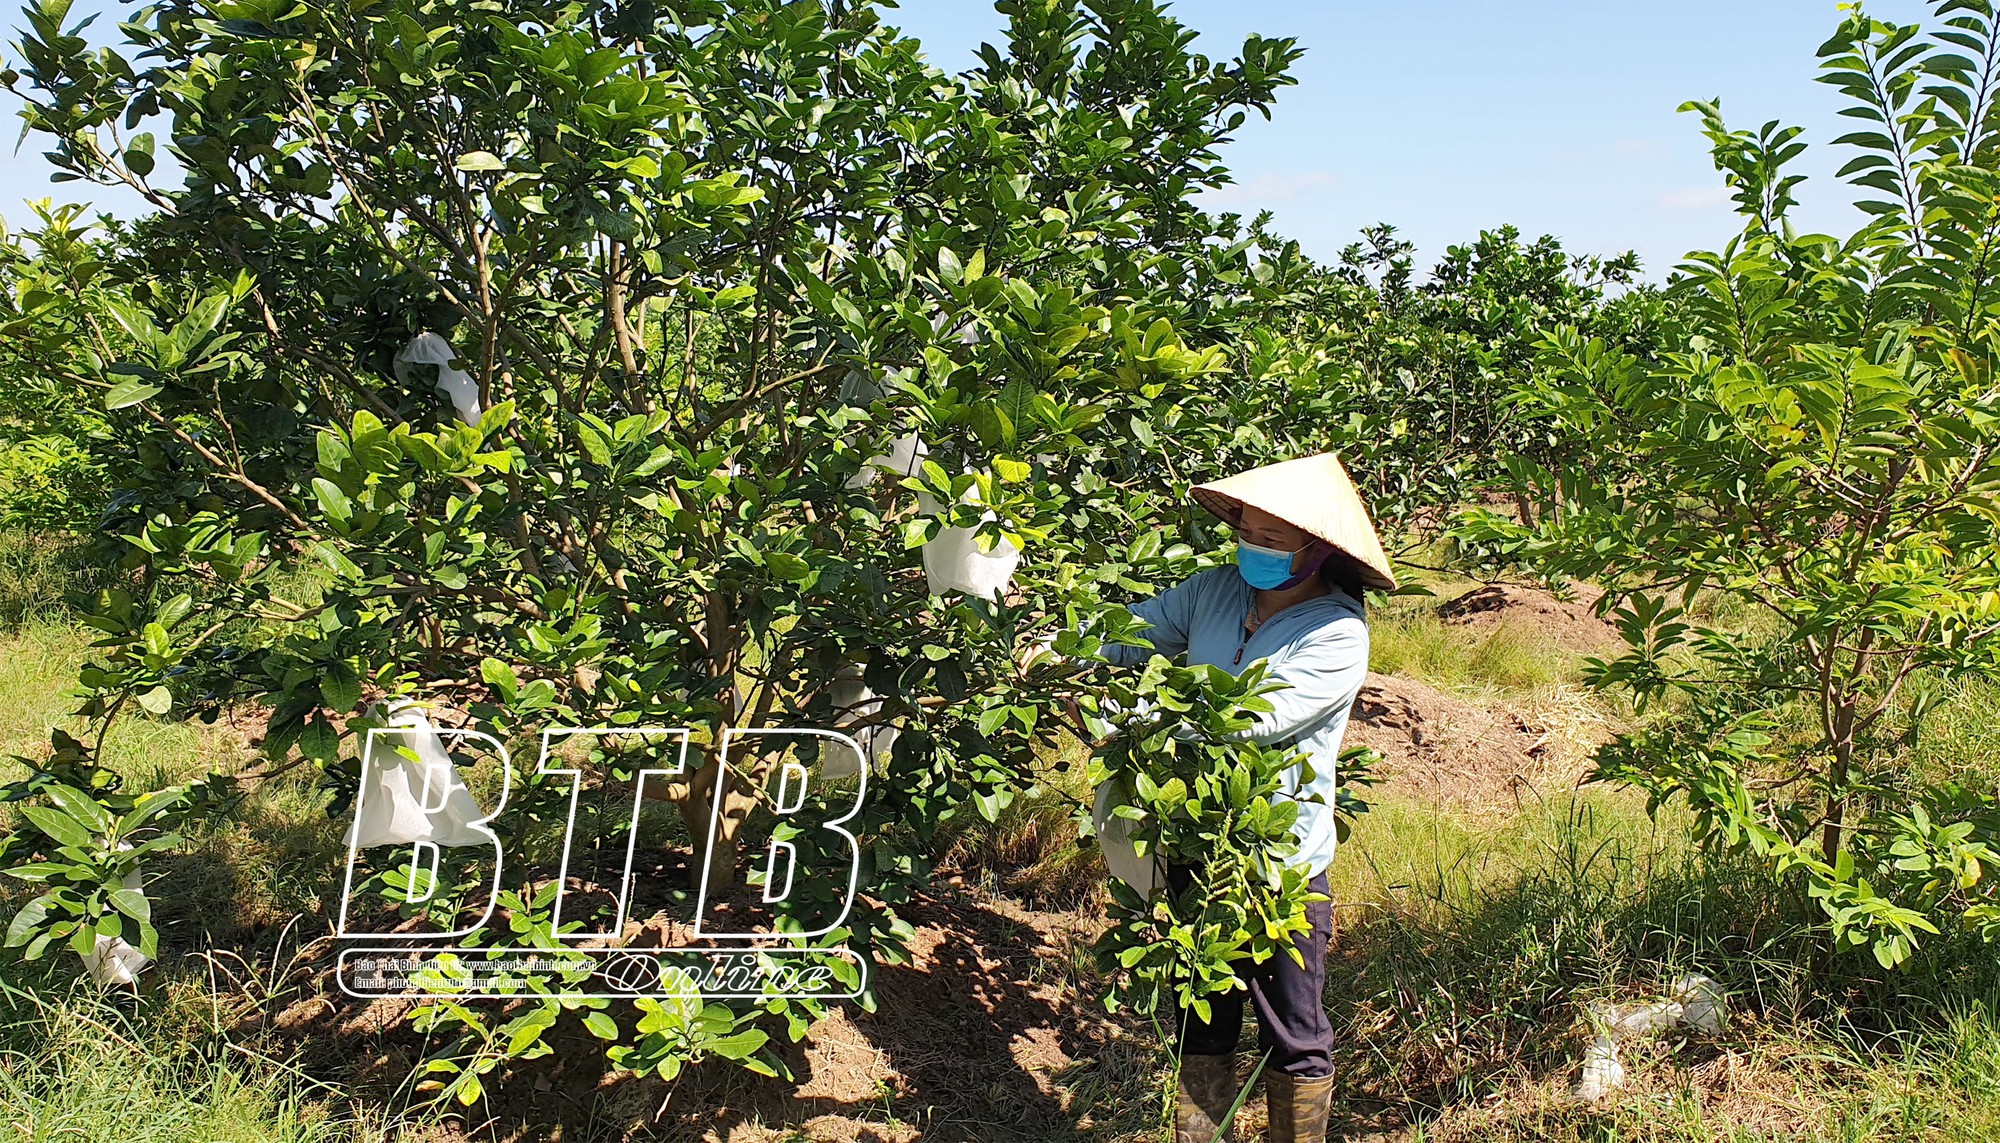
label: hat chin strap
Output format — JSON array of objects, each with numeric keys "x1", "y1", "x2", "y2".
[{"x1": 1272, "y1": 539, "x2": 1335, "y2": 590}]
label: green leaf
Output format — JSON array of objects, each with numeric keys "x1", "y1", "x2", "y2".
[
  {"x1": 124, "y1": 132, "x2": 157, "y2": 176},
  {"x1": 123, "y1": 787, "x2": 193, "y2": 832},
  {"x1": 155, "y1": 593, "x2": 193, "y2": 629},
  {"x1": 576, "y1": 420, "x2": 612, "y2": 466},
  {"x1": 617, "y1": 154, "x2": 661, "y2": 179},
  {"x1": 312, "y1": 477, "x2": 352, "y2": 523},
  {"x1": 322, "y1": 663, "x2": 362, "y2": 712},
  {"x1": 703, "y1": 1029, "x2": 768, "y2": 1060},
  {"x1": 348, "y1": 410, "x2": 398, "y2": 472},
  {"x1": 481, "y1": 658, "x2": 520, "y2": 702},
  {"x1": 5, "y1": 897, "x2": 52, "y2": 947},
  {"x1": 40, "y1": 785, "x2": 111, "y2": 834},
  {"x1": 171, "y1": 294, "x2": 229, "y2": 353},
  {"x1": 977, "y1": 706, "x2": 1009, "y2": 736},
  {"x1": 298, "y1": 717, "x2": 340, "y2": 762},
  {"x1": 2, "y1": 862, "x2": 77, "y2": 883},
  {"x1": 20, "y1": 805, "x2": 93, "y2": 849},
  {"x1": 103, "y1": 298, "x2": 161, "y2": 346},
  {"x1": 455, "y1": 150, "x2": 506, "y2": 171},
  {"x1": 688, "y1": 178, "x2": 762, "y2": 207},
  {"x1": 109, "y1": 887, "x2": 150, "y2": 923},
  {"x1": 764, "y1": 551, "x2": 811, "y2": 581},
  {"x1": 973, "y1": 789, "x2": 1006, "y2": 822},
  {"x1": 996, "y1": 378, "x2": 1036, "y2": 444},
  {"x1": 105, "y1": 378, "x2": 162, "y2": 410}
]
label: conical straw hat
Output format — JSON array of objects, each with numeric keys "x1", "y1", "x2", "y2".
[{"x1": 1189, "y1": 452, "x2": 1398, "y2": 591}]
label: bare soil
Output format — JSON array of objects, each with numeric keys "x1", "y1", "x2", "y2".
[
  {"x1": 260, "y1": 883, "x2": 1160, "y2": 1143},
  {"x1": 1344, "y1": 672, "x2": 1603, "y2": 818},
  {"x1": 1435, "y1": 582, "x2": 1622, "y2": 655},
  {"x1": 655, "y1": 889, "x2": 1145, "y2": 1142}
]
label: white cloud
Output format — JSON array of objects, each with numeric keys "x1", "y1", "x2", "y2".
[
  {"x1": 1658, "y1": 185, "x2": 1730, "y2": 209},
  {"x1": 1198, "y1": 170, "x2": 1341, "y2": 207}
]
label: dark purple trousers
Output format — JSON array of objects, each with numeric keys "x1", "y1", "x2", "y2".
[{"x1": 1167, "y1": 861, "x2": 1336, "y2": 1078}]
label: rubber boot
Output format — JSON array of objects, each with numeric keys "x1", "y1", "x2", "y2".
[
  {"x1": 1263, "y1": 1071, "x2": 1336, "y2": 1143},
  {"x1": 1175, "y1": 1052, "x2": 1239, "y2": 1142}
]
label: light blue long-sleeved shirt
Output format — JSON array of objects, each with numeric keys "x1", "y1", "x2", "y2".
[{"x1": 1098, "y1": 565, "x2": 1370, "y2": 877}]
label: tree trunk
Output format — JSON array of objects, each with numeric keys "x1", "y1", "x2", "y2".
[
  {"x1": 1820, "y1": 697, "x2": 1857, "y2": 863},
  {"x1": 673, "y1": 747, "x2": 776, "y2": 895}
]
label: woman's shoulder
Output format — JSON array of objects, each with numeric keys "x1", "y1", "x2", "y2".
[
  {"x1": 1156, "y1": 564, "x2": 1242, "y2": 601},
  {"x1": 1292, "y1": 587, "x2": 1369, "y2": 632},
  {"x1": 1126, "y1": 564, "x2": 1238, "y2": 620},
  {"x1": 1323, "y1": 585, "x2": 1368, "y2": 618}
]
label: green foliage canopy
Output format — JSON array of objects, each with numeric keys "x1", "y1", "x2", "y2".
[{"x1": 0, "y1": 0, "x2": 1411, "y2": 1093}]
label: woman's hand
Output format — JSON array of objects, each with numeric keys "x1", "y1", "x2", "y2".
[
  {"x1": 1060, "y1": 693, "x2": 1086, "y2": 732},
  {"x1": 1016, "y1": 632, "x2": 1063, "y2": 674}
]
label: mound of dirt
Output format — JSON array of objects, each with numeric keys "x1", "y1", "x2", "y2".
[
  {"x1": 642, "y1": 889, "x2": 1154, "y2": 1142},
  {"x1": 265, "y1": 882, "x2": 1157, "y2": 1143},
  {"x1": 1345, "y1": 672, "x2": 1599, "y2": 816},
  {"x1": 1436, "y1": 582, "x2": 1623, "y2": 654}
]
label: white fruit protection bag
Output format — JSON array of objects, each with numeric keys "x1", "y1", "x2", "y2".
[
  {"x1": 345, "y1": 701, "x2": 489, "y2": 849},
  {"x1": 81, "y1": 859, "x2": 149, "y2": 986},
  {"x1": 1091, "y1": 773, "x2": 1165, "y2": 896},
  {"x1": 394, "y1": 332, "x2": 484, "y2": 426},
  {"x1": 912, "y1": 467, "x2": 1020, "y2": 601},
  {"x1": 824, "y1": 662, "x2": 898, "y2": 779},
  {"x1": 849, "y1": 430, "x2": 1023, "y2": 600}
]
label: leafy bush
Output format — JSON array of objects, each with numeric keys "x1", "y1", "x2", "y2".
[
  {"x1": 1463, "y1": 0, "x2": 2000, "y2": 970},
  {"x1": 0, "y1": 202, "x2": 118, "y2": 532},
  {"x1": 1081, "y1": 655, "x2": 1332, "y2": 1020},
  {"x1": 1229, "y1": 219, "x2": 1661, "y2": 545}
]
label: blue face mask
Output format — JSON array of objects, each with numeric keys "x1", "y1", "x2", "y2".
[{"x1": 1236, "y1": 538, "x2": 1303, "y2": 589}]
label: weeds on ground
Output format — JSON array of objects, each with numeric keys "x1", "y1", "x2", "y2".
[
  {"x1": 0, "y1": 972, "x2": 382, "y2": 1143},
  {"x1": 0, "y1": 527, "x2": 97, "y2": 629},
  {"x1": 1368, "y1": 593, "x2": 1574, "y2": 699},
  {"x1": 934, "y1": 730, "x2": 1108, "y2": 909},
  {"x1": 1322, "y1": 783, "x2": 2000, "y2": 1142}
]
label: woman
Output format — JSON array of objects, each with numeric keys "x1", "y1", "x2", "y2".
[{"x1": 1091, "y1": 452, "x2": 1395, "y2": 1143}]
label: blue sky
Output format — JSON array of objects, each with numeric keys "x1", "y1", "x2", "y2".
[{"x1": 1, "y1": 0, "x2": 1941, "y2": 282}]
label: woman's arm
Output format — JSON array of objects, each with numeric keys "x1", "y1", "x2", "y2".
[
  {"x1": 1216, "y1": 615, "x2": 1369, "y2": 745},
  {"x1": 1096, "y1": 570, "x2": 1208, "y2": 667}
]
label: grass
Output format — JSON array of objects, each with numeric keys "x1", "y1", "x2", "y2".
[
  {"x1": 1319, "y1": 783, "x2": 2000, "y2": 1141},
  {"x1": 1368, "y1": 589, "x2": 1576, "y2": 700},
  {"x1": 0, "y1": 975, "x2": 381, "y2": 1143},
  {"x1": 0, "y1": 527, "x2": 99, "y2": 629},
  {"x1": 1828, "y1": 1002, "x2": 2000, "y2": 1141},
  {"x1": 1904, "y1": 672, "x2": 2000, "y2": 792},
  {"x1": 0, "y1": 620, "x2": 90, "y2": 765},
  {"x1": 0, "y1": 617, "x2": 261, "y2": 871},
  {"x1": 0, "y1": 524, "x2": 255, "y2": 792},
  {"x1": 934, "y1": 729, "x2": 1108, "y2": 907}
]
